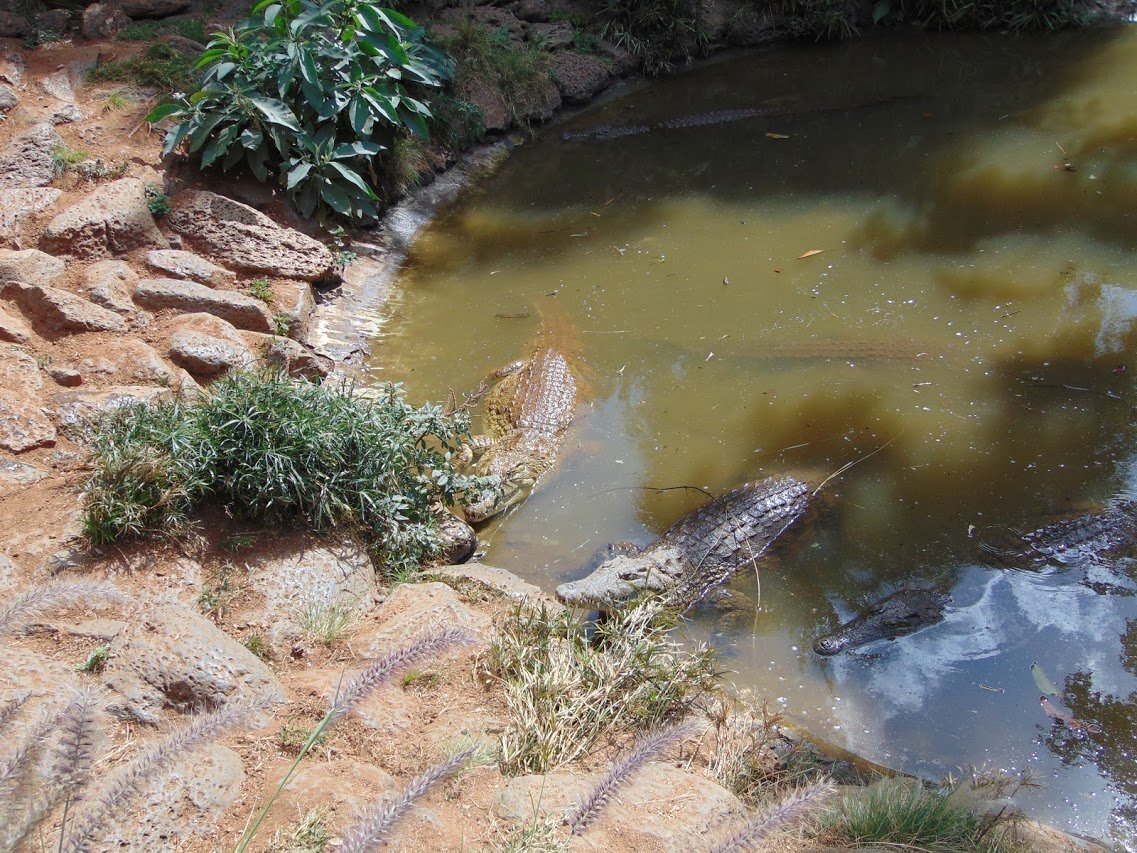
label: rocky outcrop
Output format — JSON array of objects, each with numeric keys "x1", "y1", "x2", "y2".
[
  {"x1": 79, "y1": 338, "x2": 182, "y2": 387},
  {"x1": 2, "y1": 281, "x2": 128, "y2": 336},
  {"x1": 83, "y1": 259, "x2": 140, "y2": 314},
  {"x1": 0, "y1": 249, "x2": 66, "y2": 285},
  {"x1": 0, "y1": 124, "x2": 62, "y2": 191},
  {"x1": 103, "y1": 602, "x2": 285, "y2": 723},
  {"x1": 133, "y1": 277, "x2": 275, "y2": 333},
  {"x1": 552, "y1": 53, "x2": 613, "y2": 105},
  {"x1": 166, "y1": 191, "x2": 336, "y2": 283},
  {"x1": 0, "y1": 344, "x2": 54, "y2": 452},
  {"x1": 0, "y1": 188, "x2": 62, "y2": 242},
  {"x1": 145, "y1": 249, "x2": 237, "y2": 288},
  {"x1": 40, "y1": 177, "x2": 167, "y2": 259},
  {"x1": 167, "y1": 314, "x2": 256, "y2": 378}
]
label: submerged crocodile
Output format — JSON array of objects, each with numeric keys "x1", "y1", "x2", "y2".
[
  {"x1": 980, "y1": 501, "x2": 1137, "y2": 570},
  {"x1": 555, "y1": 476, "x2": 812, "y2": 613},
  {"x1": 813, "y1": 588, "x2": 950, "y2": 656},
  {"x1": 462, "y1": 321, "x2": 581, "y2": 523}
]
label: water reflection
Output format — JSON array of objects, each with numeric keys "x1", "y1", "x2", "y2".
[{"x1": 372, "y1": 26, "x2": 1137, "y2": 848}]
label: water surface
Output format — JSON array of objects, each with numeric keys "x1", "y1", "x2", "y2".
[{"x1": 369, "y1": 28, "x2": 1137, "y2": 848}]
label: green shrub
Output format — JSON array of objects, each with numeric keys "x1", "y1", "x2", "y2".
[
  {"x1": 144, "y1": 183, "x2": 170, "y2": 217},
  {"x1": 889, "y1": 0, "x2": 1099, "y2": 29},
  {"x1": 427, "y1": 93, "x2": 485, "y2": 151},
  {"x1": 773, "y1": 0, "x2": 858, "y2": 39},
  {"x1": 80, "y1": 372, "x2": 495, "y2": 575},
  {"x1": 146, "y1": 0, "x2": 453, "y2": 223},
  {"x1": 592, "y1": 0, "x2": 708, "y2": 74}
]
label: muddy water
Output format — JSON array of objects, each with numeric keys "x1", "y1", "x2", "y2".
[{"x1": 370, "y1": 28, "x2": 1137, "y2": 847}]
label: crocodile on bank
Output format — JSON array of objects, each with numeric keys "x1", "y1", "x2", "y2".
[
  {"x1": 979, "y1": 501, "x2": 1137, "y2": 570},
  {"x1": 813, "y1": 588, "x2": 950, "y2": 656},
  {"x1": 555, "y1": 476, "x2": 813, "y2": 613},
  {"x1": 462, "y1": 318, "x2": 581, "y2": 523}
]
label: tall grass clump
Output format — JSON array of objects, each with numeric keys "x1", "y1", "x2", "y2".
[
  {"x1": 481, "y1": 600, "x2": 719, "y2": 774},
  {"x1": 593, "y1": 0, "x2": 709, "y2": 73},
  {"x1": 814, "y1": 779, "x2": 1021, "y2": 852},
  {"x1": 80, "y1": 372, "x2": 496, "y2": 574}
]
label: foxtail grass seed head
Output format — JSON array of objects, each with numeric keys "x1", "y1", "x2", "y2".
[
  {"x1": 710, "y1": 781, "x2": 837, "y2": 853},
  {"x1": 0, "y1": 582, "x2": 127, "y2": 636}
]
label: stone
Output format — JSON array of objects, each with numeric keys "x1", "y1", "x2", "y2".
[
  {"x1": 262, "y1": 336, "x2": 332, "y2": 381},
  {"x1": 121, "y1": 0, "x2": 191, "y2": 17},
  {"x1": 434, "y1": 563, "x2": 547, "y2": 601},
  {"x1": 100, "y1": 744, "x2": 245, "y2": 852},
  {"x1": 360, "y1": 582, "x2": 492, "y2": 653},
  {"x1": 0, "y1": 124, "x2": 62, "y2": 191},
  {"x1": 34, "y1": 9, "x2": 72, "y2": 36},
  {"x1": 145, "y1": 249, "x2": 236, "y2": 287},
  {"x1": 0, "y1": 455, "x2": 49, "y2": 496},
  {"x1": 50, "y1": 384, "x2": 172, "y2": 431},
  {"x1": 134, "y1": 277, "x2": 274, "y2": 333},
  {"x1": 0, "y1": 48, "x2": 23, "y2": 87},
  {"x1": 2, "y1": 281, "x2": 128, "y2": 336},
  {"x1": 80, "y1": 338, "x2": 181, "y2": 387},
  {"x1": 103, "y1": 602, "x2": 285, "y2": 723},
  {"x1": 48, "y1": 364, "x2": 82, "y2": 387},
  {"x1": 514, "y1": 0, "x2": 551, "y2": 21},
  {"x1": 0, "y1": 84, "x2": 16, "y2": 113},
  {"x1": 40, "y1": 68, "x2": 77, "y2": 104},
  {"x1": 50, "y1": 103, "x2": 84, "y2": 125},
  {"x1": 41, "y1": 177, "x2": 167, "y2": 260},
  {"x1": 0, "y1": 188, "x2": 63, "y2": 241},
  {"x1": 0, "y1": 249, "x2": 66, "y2": 285},
  {"x1": 551, "y1": 53, "x2": 611, "y2": 105},
  {"x1": 166, "y1": 191, "x2": 336, "y2": 283},
  {"x1": 459, "y1": 78, "x2": 511, "y2": 133},
  {"x1": 527, "y1": 20, "x2": 573, "y2": 49},
  {"x1": 82, "y1": 259, "x2": 139, "y2": 314},
  {"x1": 82, "y1": 1, "x2": 130, "y2": 39},
  {"x1": 494, "y1": 763, "x2": 747, "y2": 850},
  {"x1": 0, "y1": 13, "x2": 27, "y2": 38},
  {"x1": 267, "y1": 278, "x2": 314, "y2": 338},
  {"x1": 244, "y1": 535, "x2": 379, "y2": 647},
  {"x1": 258, "y1": 761, "x2": 397, "y2": 839},
  {"x1": 0, "y1": 305, "x2": 32, "y2": 344},
  {"x1": 435, "y1": 508, "x2": 476, "y2": 564},
  {"x1": 168, "y1": 327, "x2": 255, "y2": 377},
  {"x1": 519, "y1": 74, "x2": 562, "y2": 122},
  {"x1": 0, "y1": 647, "x2": 80, "y2": 717},
  {"x1": 0, "y1": 344, "x2": 54, "y2": 452}
]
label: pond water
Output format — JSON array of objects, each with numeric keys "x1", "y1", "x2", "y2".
[{"x1": 368, "y1": 27, "x2": 1137, "y2": 848}]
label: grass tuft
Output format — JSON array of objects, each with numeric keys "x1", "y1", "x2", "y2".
[
  {"x1": 298, "y1": 598, "x2": 358, "y2": 646},
  {"x1": 267, "y1": 807, "x2": 331, "y2": 852}
]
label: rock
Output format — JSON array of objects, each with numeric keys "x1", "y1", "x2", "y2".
[
  {"x1": 244, "y1": 535, "x2": 379, "y2": 647},
  {"x1": 0, "y1": 188, "x2": 63, "y2": 241},
  {"x1": 460, "y1": 78, "x2": 511, "y2": 133},
  {"x1": 267, "y1": 278, "x2": 314, "y2": 338},
  {"x1": 48, "y1": 365, "x2": 82, "y2": 387},
  {"x1": 262, "y1": 336, "x2": 332, "y2": 381},
  {"x1": 121, "y1": 0, "x2": 191, "y2": 17},
  {"x1": 598, "y1": 40, "x2": 637, "y2": 77},
  {"x1": 0, "y1": 344, "x2": 54, "y2": 453},
  {"x1": 82, "y1": 259, "x2": 140, "y2": 314},
  {"x1": 79, "y1": 338, "x2": 181, "y2": 387},
  {"x1": 527, "y1": 20, "x2": 573, "y2": 49},
  {"x1": 434, "y1": 563, "x2": 546, "y2": 601},
  {"x1": 0, "y1": 124, "x2": 62, "y2": 191},
  {"x1": 2, "y1": 281, "x2": 128, "y2": 336},
  {"x1": 0, "y1": 647, "x2": 80, "y2": 717},
  {"x1": 514, "y1": 0, "x2": 551, "y2": 21},
  {"x1": 551, "y1": 53, "x2": 611, "y2": 105},
  {"x1": 518, "y1": 74, "x2": 562, "y2": 123},
  {"x1": 145, "y1": 249, "x2": 236, "y2": 288},
  {"x1": 0, "y1": 305, "x2": 32, "y2": 344},
  {"x1": 258, "y1": 761, "x2": 397, "y2": 838},
  {"x1": 50, "y1": 384, "x2": 173, "y2": 431},
  {"x1": 435, "y1": 509, "x2": 476, "y2": 564},
  {"x1": 495, "y1": 763, "x2": 747, "y2": 850},
  {"x1": 166, "y1": 191, "x2": 336, "y2": 283},
  {"x1": 41, "y1": 177, "x2": 167, "y2": 260},
  {"x1": 361, "y1": 582, "x2": 492, "y2": 653},
  {"x1": 0, "y1": 84, "x2": 16, "y2": 113},
  {"x1": 34, "y1": 9, "x2": 72, "y2": 36},
  {"x1": 134, "y1": 277, "x2": 275, "y2": 333},
  {"x1": 0, "y1": 248, "x2": 66, "y2": 285},
  {"x1": 0, "y1": 455, "x2": 49, "y2": 496},
  {"x1": 40, "y1": 68, "x2": 77, "y2": 104},
  {"x1": 168, "y1": 327, "x2": 255, "y2": 378},
  {"x1": 100, "y1": 744, "x2": 245, "y2": 852},
  {"x1": 50, "y1": 103, "x2": 84, "y2": 125},
  {"x1": 103, "y1": 602, "x2": 285, "y2": 723},
  {"x1": 82, "y1": 1, "x2": 130, "y2": 39},
  {"x1": 0, "y1": 13, "x2": 27, "y2": 38}
]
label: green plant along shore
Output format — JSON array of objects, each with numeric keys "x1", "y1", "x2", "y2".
[{"x1": 80, "y1": 371, "x2": 494, "y2": 574}]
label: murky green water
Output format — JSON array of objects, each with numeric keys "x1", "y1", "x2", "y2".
[{"x1": 369, "y1": 28, "x2": 1137, "y2": 847}]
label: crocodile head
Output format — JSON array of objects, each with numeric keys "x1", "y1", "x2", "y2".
[
  {"x1": 463, "y1": 470, "x2": 536, "y2": 524},
  {"x1": 555, "y1": 549, "x2": 682, "y2": 611},
  {"x1": 813, "y1": 588, "x2": 949, "y2": 656}
]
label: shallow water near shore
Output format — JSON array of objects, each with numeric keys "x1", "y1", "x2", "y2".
[{"x1": 369, "y1": 27, "x2": 1137, "y2": 847}]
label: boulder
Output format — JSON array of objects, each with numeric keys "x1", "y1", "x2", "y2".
[
  {"x1": 145, "y1": 249, "x2": 236, "y2": 288},
  {"x1": 262, "y1": 336, "x2": 332, "y2": 381},
  {"x1": 2, "y1": 281, "x2": 128, "y2": 336},
  {"x1": 133, "y1": 277, "x2": 274, "y2": 333},
  {"x1": 527, "y1": 21, "x2": 574, "y2": 49},
  {"x1": 256, "y1": 760, "x2": 397, "y2": 839},
  {"x1": 82, "y1": 259, "x2": 139, "y2": 314},
  {"x1": 360, "y1": 582, "x2": 492, "y2": 653},
  {"x1": 0, "y1": 188, "x2": 63, "y2": 241},
  {"x1": 103, "y1": 602, "x2": 285, "y2": 723},
  {"x1": 0, "y1": 84, "x2": 16, "y2": 113},
  {"x1": 40, "y1": 68, "x2": 77, "y2": 105},
  {"x1": 47, "y1": 364, "x2": 82, "y2": 387},
  {"x1": 0, "y1": 249, "x2": 66, "y2": 285},
  {"x1": 0, "y1": 647, "x2": 80, "y2": 719},
  {"x1": 50, "y1": 104, "x2": 84, "y2": 125},
  {"x1": 433, "y1": 563, "x2": 546, "y2": 601},
  {"x1": 435, "y1": 508, "x2": 476, "y2": 564},
  {"x1": 168, "y1": 327, "x2": 255, "y2": 378},
  {"x1": 79, "y1": 338, "x2": 181, "y2": 387},
  {"x1": 459, "y1": 78, "x2": 511, "y2": 133},
  {"x1": 494, "y1": 763, "x2": 748, "y2": 851},
  {"x1": 40, "y1": 177, "x2": 167, "y2": 259},
  {"x1": 121, "y1": 0, "x2": 191, "y2": 17},
  {"x1": 50, "y1": 385, "x2": 174, "y2": 431},
  {"x1": 0, "y1": 305, "x2": 32, "y2": 344},
  {"x1": 0, "y1": 13, "x2": 27, "y2": 38},
  {"x1": 244, "y1": 536, "x2": 379, "y2": 647},
  {"x1": 100, "y1": 744, "x2": 245, "y2": 852},
  {"x1": 0, "y1": 124, "x2": 62, "y2": 191},
  {"x1": 82, "y1": 1, "x2": 130, "y2": 39},
  {"x1": 0, "y1": 48, "x2": 23, "y2": 87},
  {"x1": 34, "y1": 9, "x2": 72, "y2": 36},
  {"x1": 551, "y1": 53, "x2": 611, "y2": 105},
  {"x1": 166, "y1": 191, "x2": 336, "y2": 283},
  {"x1": 0, "y1": 344, "x2": 55, "y2": 453},
  {"x1": 518, "y1": 74, "x2": 562, "y2": 123},
  {"x1": 267, "y1": 278, "x2": 314, "y2": 338}
]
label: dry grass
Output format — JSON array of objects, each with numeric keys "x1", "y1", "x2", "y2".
[{"x1": 297, "y1": 598, "x2": 358, "y2": 646}]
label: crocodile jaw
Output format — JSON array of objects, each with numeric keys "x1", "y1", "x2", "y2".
[
  {"x1": 464, "y1": 476, "x2": 535, "y2": 524},
  {"x1": 555, "y1": 550, "x2": 680, "y2": 610}
]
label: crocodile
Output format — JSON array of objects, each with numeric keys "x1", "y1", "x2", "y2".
[
  {"x1": 980, "y1": 501, "x2": 1137, "y2": 570},
  {"x1": 555, "y1": 476, "x2": 812, "y2": 613},
  {"x1": 462, "y1": 321, "x2": 581, "y2": 523},
  {"x1": 813, "y1": 588, "x2": 950, "y2": 656}
]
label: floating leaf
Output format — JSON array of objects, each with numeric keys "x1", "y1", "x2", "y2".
[
  {"x1": 1031, "y1": 662, "x2": 1059, "y2": 697},
  {"x1": 766, "y1": 132, "x2": 790, "y2": 139},
  {"x1": 797, "y1": 249, "x2": 824, "y2": 259}
]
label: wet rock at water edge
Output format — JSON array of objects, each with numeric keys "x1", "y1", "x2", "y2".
[
  {"x1": 262, "y1": 335, "x2": 333, "y2": 380},
  {"x1": 552, "y1": 53, "x2": 611, "y2": 105},
  {"x1": 2, "y1": 281, "x2": 128, "y2": 336},
  {"x1": 166, "y1": 191, "x2": 337, "y2": 283},
  {"x1": 435, "y1": 508, "x2": 477, "y2": 564},
  {"x1": 40, "y1": 177, "x2": 167, "y2": 260}
]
